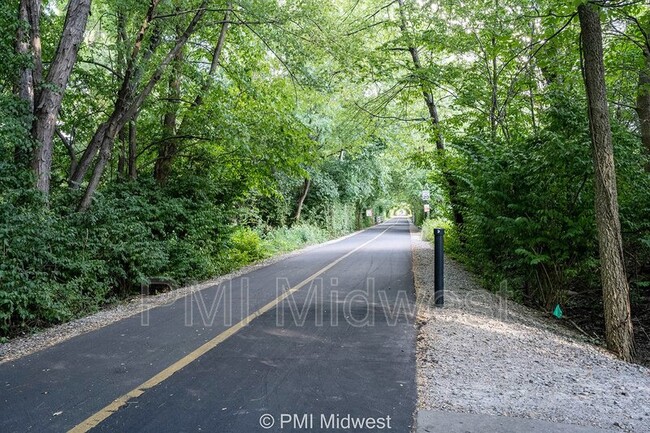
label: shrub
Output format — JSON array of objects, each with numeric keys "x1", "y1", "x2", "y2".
[
  {"x1": 445, "y1": 92, "x2": 650, "y2": 311},
  {"x1": 421, "y1": 217, "x2": 461, "y2": 257},
  {"x1": 228, "y1": 227, "x2": 267, "y2": 268},
  {"x1": 265, "y1": 224, "x2": 329, "y2": 255},
  {"x1": 0, "y1": 178, "x2": 233, "y2": 337}
]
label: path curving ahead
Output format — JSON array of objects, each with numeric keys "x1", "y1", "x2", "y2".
[{"x1": 1, "y1": 218, "x2": 417, "y2": 433}]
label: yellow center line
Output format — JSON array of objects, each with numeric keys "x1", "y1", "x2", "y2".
[{"x1": 68, "y1": 222, "x2": 397, "y2": 433}]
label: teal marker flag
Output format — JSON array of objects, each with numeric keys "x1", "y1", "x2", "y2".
[{"x1": 553, "y1": 304, "x2": 563, "y2": 319}]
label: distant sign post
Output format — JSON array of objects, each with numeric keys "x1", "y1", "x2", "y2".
[
  {"x1": 422, "y1": 190, "x2": 431, "y2": 219},
  {"x1": 366, "y1": 209, "x2": 373, "y2": 217}
]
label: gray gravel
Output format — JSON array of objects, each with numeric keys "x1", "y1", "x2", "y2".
[{"x1": 412, "y1": 230, "x2": 650, "y2": 433}]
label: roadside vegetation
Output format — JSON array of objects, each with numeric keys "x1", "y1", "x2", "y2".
[{"x1": 1, "y1": 0, "x2": 649, "y2": 361}]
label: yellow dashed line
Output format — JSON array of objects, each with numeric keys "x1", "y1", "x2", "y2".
[{"x1": 68, "y1": 223, "x2": 395, "y2": 433}]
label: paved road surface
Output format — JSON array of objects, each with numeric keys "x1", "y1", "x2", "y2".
[{"x1": 1, "y1": 218, "x2": 417, "y2": 432}]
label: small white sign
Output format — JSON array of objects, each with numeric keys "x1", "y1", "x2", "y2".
[
  {"x1": 424, "y1": 204, "x2": 430, "y2": 213},
  {"x1": 421, "y1": 190, "x2": 430, "y2": 201},
  {"x1": 366, "y1": 209, "x2": 373, "y2": 217}
]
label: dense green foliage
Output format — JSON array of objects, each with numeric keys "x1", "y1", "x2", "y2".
[
  {"x1": 454, "y1": 95, "x2": 650, "y2": 310},
  {"x1": 1, "y1": 0, "x2": 649, "y2": 355}
]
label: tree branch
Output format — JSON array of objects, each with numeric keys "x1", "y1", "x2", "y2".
[
  {"x1": 354, "y1": 102, "x2": 427, "y2": 122},
  {"x1": 78, "y1": 59, "x2": 123, "y2": 78}
]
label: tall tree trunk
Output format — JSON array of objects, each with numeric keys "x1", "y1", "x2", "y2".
[
  {"x1": 636, "y1": 47, "x2": 650, "y2": 171},
  {"x1": 153, "y1": 2, "x2": 232, "y2": 184},
  {"x1": 194, "y1": 3, "x2": 231, "y2": 107},
  {"x1": 489, "y1": 34, "x2": 498, "y2": 141},
  {"x1": 117, "y1": 128, "x2": 127, "y2": 180},
  {"x1": 488, "y1": 0, "x2": 502, "y2": 141},
  {"x1": 14, "y1": 0, "x2": 41, "y2": 167},
  {"x1": 527, "y1": 19, "x2": 538, "y2": 133},
  {"x1": 70, "y1": 0, "x2": 160, "y2": 188},
  {"x1": 115, "y1": 11, "x2": 128, "y2": 181},
  {"x1": 396, "y1": 0, "x2": 443, "y2": 150},
  {"x1": 293, "y1": 178, "x2": 310, "y2": 223},
  {"x1": 578, "y1": 3, "x2": 634, "y2": 361},
  {"x1": 15, "y1": 0, "x2": 41, "y2": 113},
  {"x1": 395, "y1": 0, "x2": 466, "y2": 233},
  {"x1": 31, "y1": 0, "x2": 91, "y2": 197},
  {"x1": 128, "y1": 118, "x2": 137, "y2": 180},
  {"x1": 116, "y1": 11, "x2": 128, "y2": 78},
  {"x1": 154, "y1": 32, "x2": 183, "y2": 185},
  {"x1": 77, "y1": 0, "x2": 210, "y2": 211}
]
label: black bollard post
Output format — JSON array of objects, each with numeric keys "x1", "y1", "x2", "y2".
[{"x1": 434, "y1": 228, "x2": 444, "y2": 307}]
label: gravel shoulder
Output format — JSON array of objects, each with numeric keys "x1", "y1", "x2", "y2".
[{"x1": 412, "y1": 229, "x2": 650, "y2": 433}]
